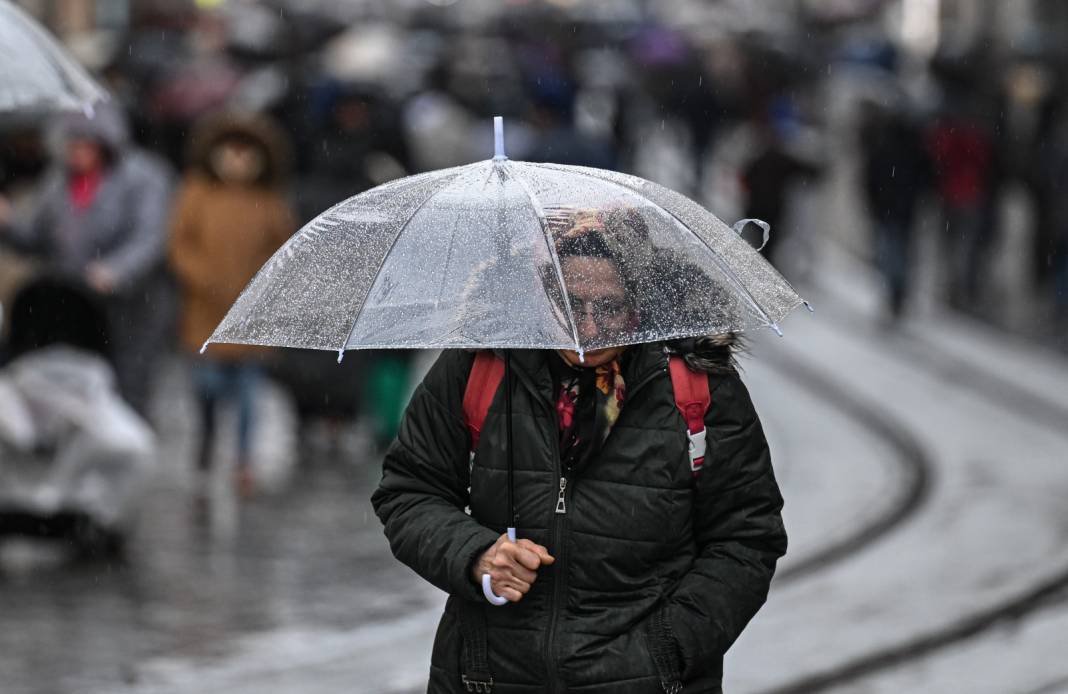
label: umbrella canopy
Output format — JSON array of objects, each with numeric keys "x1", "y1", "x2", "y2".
[
  {"x1": 207, "y1": 133, "x2": 804, "y2": 359},
  {"x1": 0, "y1": 0, "x2": 107, "y2": 113}
]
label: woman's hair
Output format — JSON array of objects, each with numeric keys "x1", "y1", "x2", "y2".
[
  {"x1": 555, "y1": 225, "x2": 615, "y2": 262},
  {"x1": 544, "y1": 206, "x2": 644, "y2": 293},
  {"x1": 541, "y1": 204, "x2": 739, "y2": 371}
]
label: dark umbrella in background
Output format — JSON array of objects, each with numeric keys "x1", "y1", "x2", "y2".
[
  {"x1": 206, "y1": 117, "x2": 810, "y2": 604},
  {"x1": 0, "y1": 0, "x2": 107, "y2": 114}
]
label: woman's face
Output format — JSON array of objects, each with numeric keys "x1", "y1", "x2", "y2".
[
  {"x1": 557, "y1": 255, "x2": 631, "y2": 368},
  {"x1": 210, "y1": 140, "x2": 265, "y2": 185},
  {"x1": 66, "y1": 139, "x2": 104, "y2": 174}
]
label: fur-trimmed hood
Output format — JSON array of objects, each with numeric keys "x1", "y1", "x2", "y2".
[
  {"x1": 666, "y1": 332, "x2": 742, "y2": 374},
  {"x1": 186, "y1": 111, "x2": 292, "y2": 187}
]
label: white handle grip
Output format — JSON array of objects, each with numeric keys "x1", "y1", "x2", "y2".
[
  {"x1": 481, "y1": 526, "x2": 517, "y2": 606},
  {"x1": 481, "y1": 573, "x2": 508, "y2": 605}
]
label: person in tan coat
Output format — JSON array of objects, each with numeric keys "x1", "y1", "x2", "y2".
[{"x1": 168, "y1": 112, "x2": 295, "y2": 496}]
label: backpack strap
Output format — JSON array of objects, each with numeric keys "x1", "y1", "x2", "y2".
[
  {"x1": 463, "y1": 351, "x2": 505, "y2": 452},
  {"x1": 464, "y1": 351, "x2": 711, "y2": 475},
  {"x1": 668, "y1": 355, "x2": 712, "y2": 475}
]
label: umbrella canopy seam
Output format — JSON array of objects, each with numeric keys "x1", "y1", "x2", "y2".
[
  {"x1": 505, "y1": 161, "x2": 583, "y2": 355},
  {"x1": 338, "y1": 169, "x2": 470, "y2": 354}
]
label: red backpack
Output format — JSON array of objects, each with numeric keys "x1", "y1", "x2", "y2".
[{"x1": 462, "y1": 352, "x2": 711, "y2": 475}]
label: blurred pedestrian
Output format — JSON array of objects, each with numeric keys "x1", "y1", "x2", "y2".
[
  {"x1": 860, "y1": 103, "x2": 932, "y2": 320},
  {"x1": 297, "y1": 83, "x2": 409, "y2": 224},
  {"x1": 524, "y1": 94, "x2": 617, "y2": 170},
  {"x1": 373, "y1": 209, "x2": 786, "y2": 693},
  {"x1": 992, "y1": 63, "x2": 1059, "y2": 292},
  {"x1": 0, "y1": 277, "x2": 155, "y2": 558},
  {"x1": 1041, "y1": 114, "x2": 1068, "y2": 327},
  {"x1": 741, "y1": 120, "x2": 822, "y2": 266},
  {"x1": 522, "y1": 65, "x2": 617, "y2": 170},
  {"x1": 0, "y1": 103, "x2": 174, "y2": 416},
  {"x1": 291, "y1": 84, "x2": 412, "y2": 449},
  {"x1": 402, "y1": 63, "x2": 479, "y2": 172},
  {"x1": 168, "y1": 111, "x2": 295, "y2": 496},
  {"x1": 925, "y1": 105, "x2": 996, "y2": 309}
]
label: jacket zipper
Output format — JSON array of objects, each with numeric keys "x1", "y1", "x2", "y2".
[
  {"x1": 542, "y1": 362, "x2": 665, "y2": 692},
  {"x1": 544, "y1": 399, "x2": 567, "y2": 693}
]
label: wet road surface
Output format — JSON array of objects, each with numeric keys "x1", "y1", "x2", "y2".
[{"x1": 0, "y1": 438, "x2": 436, "y2": 694}]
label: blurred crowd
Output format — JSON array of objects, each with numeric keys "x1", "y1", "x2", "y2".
[{"x1": 1, "y1": 0, "x2": 1067, "y2": 550}]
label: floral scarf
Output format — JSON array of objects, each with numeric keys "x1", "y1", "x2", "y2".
[{"x1": 553, "y1": 357, "x2": 626, "y2": 475}]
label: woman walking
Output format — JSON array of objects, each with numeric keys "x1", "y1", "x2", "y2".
[
  {"x1": 169, "y1": 112, "x2": 295, "y2": 496},
  {"x1": 372, "y1": 208, "x2": 787, "y2": 693}
]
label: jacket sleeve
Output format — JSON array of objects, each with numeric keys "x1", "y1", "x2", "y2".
[
  {"x1": 663, "y1": 370, "x2": 787, "y2": 679},
  {"x1": 371, "y1": 350, "x2": 501, "y2": 602},
  {"x1": 102, "y1": 158, "x2": 173, "y2": 287},
  {"x1": 167, "y1": 181, "x2": 214, "y2": 295}
]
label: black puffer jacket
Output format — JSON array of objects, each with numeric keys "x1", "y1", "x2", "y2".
[{"x1": 372, "y1": 342, "x2": 786, "y2": 693}]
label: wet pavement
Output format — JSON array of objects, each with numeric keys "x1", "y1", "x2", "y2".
[
  {"x1": 726, "y1": 248, "x2": 1068, "y2": 693},
  {"x1": 0, "y1": 416, "x2": 437, "y2": 694}
]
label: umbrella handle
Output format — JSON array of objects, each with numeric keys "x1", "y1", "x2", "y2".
[{"x1": 481, "y1": 527, "x2": 517, "y2": 606}]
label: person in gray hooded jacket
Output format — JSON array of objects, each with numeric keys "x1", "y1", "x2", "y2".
[{"x1": 0, "y1": 103, "x2": 174, "y2": 415}]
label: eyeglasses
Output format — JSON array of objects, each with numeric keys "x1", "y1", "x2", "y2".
[{"x1": 567, "y1": 296, "x2": 630, "y2": 327}]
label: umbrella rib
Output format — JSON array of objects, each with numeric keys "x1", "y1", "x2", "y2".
[
  {"x1": 506, "y1": 162, "x2": 583, "y2": 355},
  {"x1": 532, "y1": 163, "x2": 779, "y2": 329},
  {"x1": 336, "y1": 170, "x2": 465, "y2": 354}
]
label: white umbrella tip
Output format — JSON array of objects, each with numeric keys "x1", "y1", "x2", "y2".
[
  {"x1": 770, "y1": 323, "x2": 784, "y2": 337},
  {"x1": 199, "y1": 340, "x2": 209, "y2": 355},
  {"x1": 493, "y1": 116, "x2": 506, "y2": 160},
  {"x1": 337, "y1": 349, "x2": 345, "y2": 364}
]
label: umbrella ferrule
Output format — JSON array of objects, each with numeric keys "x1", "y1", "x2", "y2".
[{"x1": 493, "y1": 116, "x2": 507, "y2": 160}]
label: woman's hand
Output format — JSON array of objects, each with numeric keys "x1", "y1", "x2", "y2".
[{"x1": 472, "y1": 533, "x2": 555, "y2": 602}]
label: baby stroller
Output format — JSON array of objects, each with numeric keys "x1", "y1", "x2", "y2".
[{"x1": 0, "y1": 277, "x2": 155, "y2": 558}]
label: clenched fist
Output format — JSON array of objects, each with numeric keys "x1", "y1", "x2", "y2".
[{"x1": 472, "y1": 533, "x2": 555, "y2": 603}]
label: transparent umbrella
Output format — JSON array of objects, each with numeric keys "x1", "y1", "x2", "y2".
[
  {"x1": 0, "y1": 0, "x2": 107, "y2": 114},
  {"x1": 208, "y1": 119, "x2": 806, "y2": 359},
  {"x1": 207, "y1": 117, "x2": 809, "y2": 604}
]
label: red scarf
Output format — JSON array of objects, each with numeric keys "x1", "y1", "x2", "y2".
[{"x1": 69, "y1": 169, "x2": 102, "y2": 211}]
